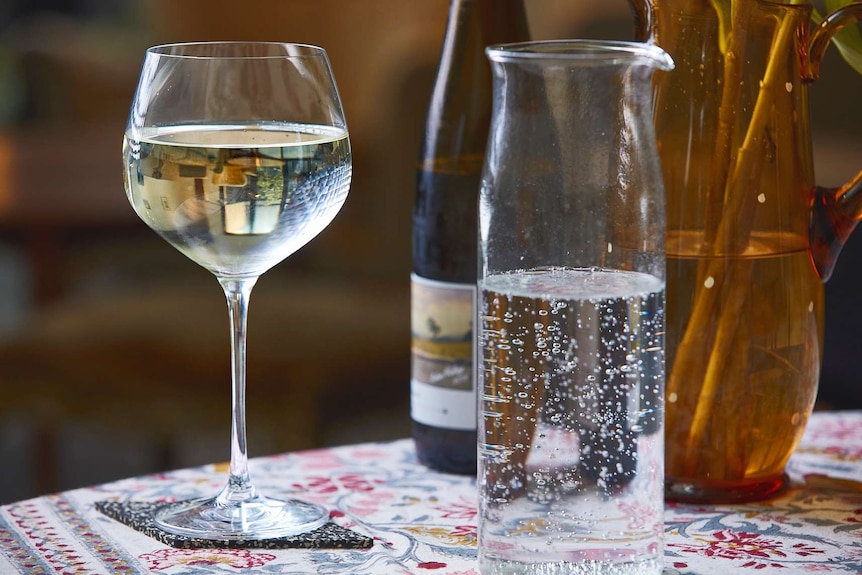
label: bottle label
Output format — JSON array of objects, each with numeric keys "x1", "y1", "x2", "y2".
[{"x1": 411, "y1": 273, "x2": 476, "y2": 430}]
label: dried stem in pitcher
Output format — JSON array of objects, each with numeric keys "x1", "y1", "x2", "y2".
[{"x1": 666, "y1": 0, "x2": 802, "y2": 479}]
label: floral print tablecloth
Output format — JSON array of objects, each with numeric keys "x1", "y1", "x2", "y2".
[{"x1": 1, "y1": 410, "x2": 861, "y2": 574}]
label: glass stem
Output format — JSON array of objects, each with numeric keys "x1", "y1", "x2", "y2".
[{"x1": 217, "y1": 276, "x2": 259, "y2": 505}]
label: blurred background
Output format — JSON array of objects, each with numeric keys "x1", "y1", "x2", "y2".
[{"x1": 0, "y1": 0, "x2": 859, "y2": 504}]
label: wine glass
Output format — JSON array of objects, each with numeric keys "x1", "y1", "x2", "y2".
[{"x1": 122, "y1": 42, "x2": 351, "y2": 539}]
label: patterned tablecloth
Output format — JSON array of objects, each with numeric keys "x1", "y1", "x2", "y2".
[{"x1": 1, "y1": 410, "x2": 861, "y2": 574}]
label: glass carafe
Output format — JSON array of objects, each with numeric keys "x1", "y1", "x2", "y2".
[
  {"x1": 477, "y1": 40, "x2": 672, "y2": 575},
  {"x1": 631, "y1": 0, "x2": 862, "y2": 502}
]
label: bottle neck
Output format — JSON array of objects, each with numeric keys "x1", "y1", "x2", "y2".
[{"x1": 421, "y1": 0, "x2": 530, "y2": 172}]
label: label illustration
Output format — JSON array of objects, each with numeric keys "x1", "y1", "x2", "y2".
[{"x1": 410, "y1": 274, "x2": 476, "y2": 430}]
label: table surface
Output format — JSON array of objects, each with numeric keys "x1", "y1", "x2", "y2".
[{"x1": 1, "y1": 410, "x2": 861, "y2": 574}]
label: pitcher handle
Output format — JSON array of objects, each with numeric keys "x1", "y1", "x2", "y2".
[
  {"x1": 807, "y1": 3, "x2": 862, "y2": 281},
  {"x1": 807, "y1": 3, "x2": 862, "y2": 81}
]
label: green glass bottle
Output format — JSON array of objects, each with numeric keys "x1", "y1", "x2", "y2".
[{"x1": 411, "y1": 0, "x2": 530, "y2": 474}]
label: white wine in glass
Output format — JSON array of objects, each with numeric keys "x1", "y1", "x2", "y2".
[{"x1": 122, "y1": 42, "x2": 351, "y2": 540}]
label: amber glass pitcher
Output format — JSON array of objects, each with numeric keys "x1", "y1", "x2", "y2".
[{"x1": 631, "y1": 0, "x2": 862, "y2": 502}]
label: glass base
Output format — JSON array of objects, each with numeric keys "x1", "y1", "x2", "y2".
[
  {"x1": 154, "y1": 495, "x2": 328, "y2": 540},
  {"x1": 479, "y1": 556, "x2": 662, "y2": 575},
  {"x1": 665, "y1": 472, "x2": 789, "y2": 504}
]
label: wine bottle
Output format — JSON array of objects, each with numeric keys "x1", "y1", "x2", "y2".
[{"x1": 411, "y1": 0, "x2": 530, "y2": 474}]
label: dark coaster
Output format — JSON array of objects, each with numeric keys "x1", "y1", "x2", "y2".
[{"x1": 95, "y1": 501, "x2": 373, "y2": 550}]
